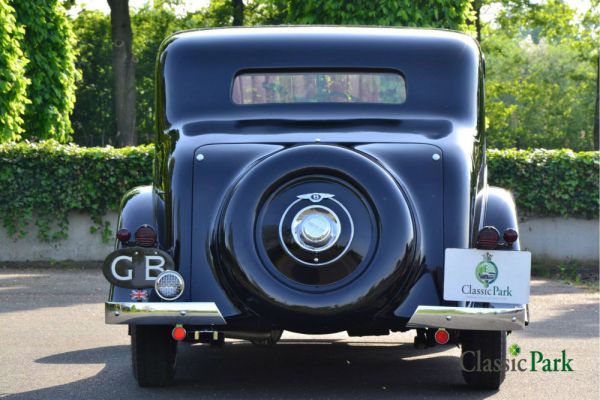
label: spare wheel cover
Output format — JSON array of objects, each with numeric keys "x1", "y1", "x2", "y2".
[{"x1": 217, "y1": 144, "x2": 417, "y2": 319}]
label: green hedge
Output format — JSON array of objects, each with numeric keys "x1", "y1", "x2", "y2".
[
  {"x1": 488, "y1": 149, "x2": 599, "y2": 219},
  {"x1": 0, "y1": 141, "x2": 152, "y2": 241},
  {"x1": 0, "y1": 142, "x2": 597, "y2": 242}
]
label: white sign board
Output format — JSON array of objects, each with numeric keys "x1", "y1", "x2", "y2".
[{"x1": 444, "y1": 248, "x2": 531, "y2": 304}]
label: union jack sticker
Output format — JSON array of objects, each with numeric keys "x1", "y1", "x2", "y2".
[{"x1": 129, "y1": 289, "x2": 149, "y2": 302}]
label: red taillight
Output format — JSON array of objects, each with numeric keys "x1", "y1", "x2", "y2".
[
  {"x1": 116, "y1": 228, "x2": 131, "y2": 243},
  {"x1": 434, "y1": 328, "x2": 450, "y2": 345},
  {"x1": 172, "y1": 326, "x2": 187, "y2": 341},
  {"x1": 477, "y1": 226, "x2": 500, "y2": 250},
  {"x1": 503, "y1": 228, "x2": 518, "y2": 245},
  {"x1": 135, "y1": 225, "x2": 156, "y2": 247}
]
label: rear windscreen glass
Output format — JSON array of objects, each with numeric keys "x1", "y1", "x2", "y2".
[{"x1": 232, "y1": 71, "x2": 406, "y2": 105}]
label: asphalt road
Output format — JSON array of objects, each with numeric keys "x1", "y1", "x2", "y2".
[{"x1": 0, "y1": 269, "x2": 598, "y2": 400}]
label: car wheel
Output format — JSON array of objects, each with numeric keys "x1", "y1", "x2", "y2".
[
  {"x1": 460, "y1": 330, "x2": 506, "y2": 389},
  {"x1": 131, "y1": 325, "x2": 177, "y2": 387},
  {"x1": 251, "y1": 330, "x2": 283, "y2": 347}
]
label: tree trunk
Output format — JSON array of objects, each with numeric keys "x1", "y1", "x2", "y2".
[
  {"x1": 232, "y1": 0, "x2": 244, "y2": 26},
  {"x1": 594, "y1": 53, "x2": 599, "y2": 150},
  {"x1": 108, "y1": 0, "x2": 136, "y2": 147},
  {"x1": 474, "y1": 0, "x2": 482, "y2": 43}
]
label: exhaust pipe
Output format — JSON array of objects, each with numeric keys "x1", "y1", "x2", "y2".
[{"x1": 224, "y1": 331, "x2": 274, "y2": 340}]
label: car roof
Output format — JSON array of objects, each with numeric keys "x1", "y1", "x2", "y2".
[
  {"x1": 158, "y1": 26, "x2": 482, "y2": 127},
  {"x1": 169, "y1": 26, "x2": 478, "y2": 49}
]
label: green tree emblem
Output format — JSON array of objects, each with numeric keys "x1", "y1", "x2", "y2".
[{"x1": 475, "y1": 253, "x2": 498, "y2": 288}]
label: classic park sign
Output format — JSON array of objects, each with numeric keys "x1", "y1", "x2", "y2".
[{"x1": 444, "y1": 249, "x2": 531, "y2": 304}]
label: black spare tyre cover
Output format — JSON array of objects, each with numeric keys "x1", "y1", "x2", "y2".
[{"x1": 216, "y1": 144, "x2": 418, "y2": 325}]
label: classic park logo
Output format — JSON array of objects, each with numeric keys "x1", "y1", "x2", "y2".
[
  {"x1": 462, "y1": 252, "x2": 513, "y2": 298},
  {"x1": 461, "y1": 343, "x2": 574, "y2": 373},
  {"x1": 475, "y1": 252, "x2": 498, "y2": 287}
]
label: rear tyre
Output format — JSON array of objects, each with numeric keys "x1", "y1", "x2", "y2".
[
  {"x1": 131, "y1": 325, "x2": 177, "y2": 387},
  {"x1": 460, "y1": 330, "x2": 506, "y2": 389}
]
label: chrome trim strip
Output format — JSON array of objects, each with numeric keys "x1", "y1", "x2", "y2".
[
  {"x1": 105, "y1": 302, "x2": 226, "y2": 325},
  {"x1": 406, "y1": 305, "x2": 527, "y2": 331}
]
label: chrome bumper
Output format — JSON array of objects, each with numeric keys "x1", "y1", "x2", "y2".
[
  {"x1": 407, "y1": 305, "x2": 528, "y2": 331},
  {"x1": 105, "y1": 302, "x2": 226, "y2": 325}
]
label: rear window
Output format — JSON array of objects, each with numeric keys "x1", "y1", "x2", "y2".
[{"x1": 232, "y1": 70, "x2": 406, "y2": 105}]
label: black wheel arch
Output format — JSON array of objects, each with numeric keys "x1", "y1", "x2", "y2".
[
  {"x1": 473, "y1": 186, "x2": 520, "y2": 250},
  {"x1": 117, "y1": 186, "x2": 160, "y2": 244},
  {"x1": 109, "y1": 186, "x2": 165, "y2": 302}
]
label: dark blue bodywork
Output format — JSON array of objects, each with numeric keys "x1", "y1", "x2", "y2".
[{"x1": 110, "y1": 27, "x2": 519, "y2": 334}]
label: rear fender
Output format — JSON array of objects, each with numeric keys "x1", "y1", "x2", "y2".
[
  {"x1": 109, "y1": 186, "x2": 162, "y2": 302},
  {"x1": 473, "y1": 186, "x2": 525, "y2": 310},
  {"x1": 116, "y1": 186, "x2": 158, "y2": 241},
  {"x1": 473, "y1": 187, "x2": 520, "y2": 250}
]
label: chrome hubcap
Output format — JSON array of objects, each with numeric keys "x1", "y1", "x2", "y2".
[
  {"x1": 291, "y1": 206, "x2": 341, "y2": 252},
  {"x1": 300, "y1": 214, "x2": 332, "y2": 246}
]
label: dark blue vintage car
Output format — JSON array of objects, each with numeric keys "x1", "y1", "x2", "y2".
[{"x1": 103, "y1": 27, "x2": 531, "y2": 389}]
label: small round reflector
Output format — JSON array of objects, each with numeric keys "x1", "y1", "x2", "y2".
[
  {"x1": 135, "y1": 225, "x2": 156, "y2": 247},
  {"x1": 116, "y1": 228, "x2": 131, "y2": 243},
  {"x1": 503, "y1": 228, "x2": 518, "y2": 244},
  {"x1": 155, "y1": 270, "x2": 184, "y2": 301},
  {"x1": 434, "y1": 329, "x2": 450, "y2": 345},
  {"x1": 477, "y1": 226, "x2": 500, "y2": 250},
  {"x1": 172, "y1": 326, "x2": 187, "y2": 341}
]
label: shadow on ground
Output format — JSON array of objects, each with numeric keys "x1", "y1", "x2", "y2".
[
  {"x1": 2, "y1": 271, "x2": 596, "y2": 399},
  {"x1": 6, "y1": 341, "x2": 498, "y2": 400}
]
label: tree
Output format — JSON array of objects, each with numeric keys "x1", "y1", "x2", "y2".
[
  {"x1": 233, "y1": 0, "x2": 245, "y2": 25},
  {"x1": 244, "y1": 0, "x2": 288, "y2": 24},
  {"x1": 70, "y1": 3, "x2": 208, "y2": 146},
  {"x1": 595, "y1": 53, "x2": 599, "y2": 150},
  {"x1": 12, "y1": 0, "x2": 78, "y2": 143},
  {"x1": 0, "y1": 0, "x2": 29, "y2": 142},
  {"x1": 108, "y1": 0, "x2": 137, "y2": 146},
  {"x1": 67, "y1": 0, "x2": 597, "y2": 150},
  {"x1": 206, "y1": 0, "x2": 245, "y2": 26},
  {"x1": 131, "y1": 4, "x2": 207, "y2": 143},
  {"x1": 494, "y1": 0, "x2": 579, "y2": 43},
  {"x1": 286, "y1": 0, "x2": 474, "y2": 30},
  {"x1": 471, "y1": 0, "x2": 485, "y2": 42},
  {"x1": 482, "y1": 0, "x2": 598, "y2": 150},
  {"x1": 71, "y1": 11, "x2": 115, "y2": 146},
  {"x1": 585, "y1": 1, "x2": 600, "y2": 150}
]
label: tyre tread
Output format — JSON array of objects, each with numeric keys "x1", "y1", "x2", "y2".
[
  {"x1": 131, "y1": 325, "x2": 177, "y2": 387},
  {"x1": 461, "y1": 330, "x2": 506, "y2": 390}
]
